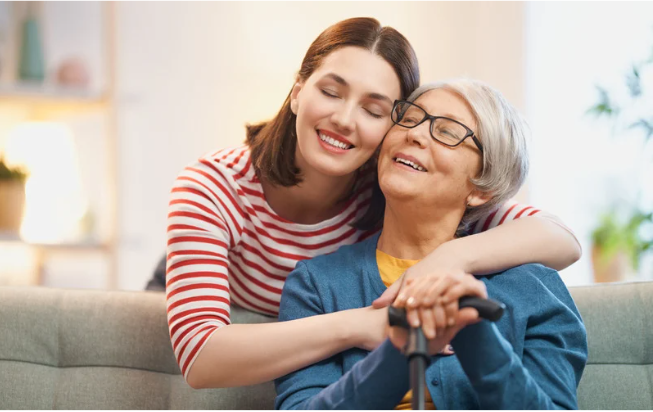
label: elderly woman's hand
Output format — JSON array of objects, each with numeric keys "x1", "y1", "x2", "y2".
[
  {"x1": 403, "y1": 271, "x2": 487, "y2": 340},
  {"x1": 389, "y1": 275, "x2": 487, "y2": 355},
  {"x1": 373, "y1": 240, "x2": 477, "y2": 336}
]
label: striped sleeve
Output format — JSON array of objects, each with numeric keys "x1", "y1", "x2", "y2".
[
  {"x1": 470, "y1": 200, "x2": 542, "y2": 234},
  {"x1": 165, "y1": 162, "x2": 242, "y2": 380}
]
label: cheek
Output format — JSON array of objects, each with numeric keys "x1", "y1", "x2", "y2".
[
  {"x1": 297, "y1": 92, "x2": 332, "y2": 128},
  {"x1": 358, "y1": 118, "x2": 393, "y2": 150}
]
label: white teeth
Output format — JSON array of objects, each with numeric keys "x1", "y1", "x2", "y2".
[
  {"x1": 395, "y1": 157, "x2": 426, "y2": 172},
  {"x1": 319, "y1": 133, "x2": 351, "y2": 150}
]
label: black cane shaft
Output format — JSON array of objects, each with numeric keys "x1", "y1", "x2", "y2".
[
  {"x1": 388, "y1": 296, "x2": 506, "y2": 410},
  {"x1": 410, "y1": 356, "x2": 426, "y2": 410}
]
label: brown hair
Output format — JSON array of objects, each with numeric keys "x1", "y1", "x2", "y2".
[{"x1": 245, "y1": 17, "x2": 420, "y2": 187}]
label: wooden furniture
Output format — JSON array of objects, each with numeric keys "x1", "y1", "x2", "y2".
[{"x1": 0, "y1": 3, "x2": 118, "y2": 288}]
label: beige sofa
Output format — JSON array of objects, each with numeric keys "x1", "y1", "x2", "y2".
[{"x1": 0, "y1": 282, "x2": 652, "y2": 409}]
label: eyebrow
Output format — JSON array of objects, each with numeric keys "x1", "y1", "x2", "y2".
[
  {"x1": 429, "y1": 109, "x2": 468, "y2": 126},
  {"x1": 440, "y1": 112, "x2": 465, "y2": 123},
  {"x1": 323, "y1": 73, "x2": 393, "y2": 105}
]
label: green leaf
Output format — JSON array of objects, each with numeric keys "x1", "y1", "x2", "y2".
[
  {"x1": 587, "y1": 86, "x2": 619, "y2": 118},
  {"x1": 0, "y1": 157, "x2": 28, "y2": 181},
  {"x1": 626, "y1": 65, "x2": 642, "y2": 97},
  {"x1": 629, "y1": 118, "x2": 653, "y2": 142}
]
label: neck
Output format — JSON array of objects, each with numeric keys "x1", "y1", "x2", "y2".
[
  {"x1": 261, "y1": 168, "x2": 357, "y2": 225},
  {"x1": 377, "y1": 199, "x2": 464, "y2": 260}
]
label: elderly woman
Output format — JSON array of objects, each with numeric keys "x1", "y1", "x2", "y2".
[{"x1": 274, "y1": 79, "x2": 588, "y2": 410}]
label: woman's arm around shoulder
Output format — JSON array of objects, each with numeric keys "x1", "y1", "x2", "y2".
[{"x1": 167, "y1": 165, "x2": 365, "y2": 389}]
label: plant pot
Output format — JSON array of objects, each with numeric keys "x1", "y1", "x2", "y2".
[
  {"x1": 591, "y1": 245, "x2": 635, "y2": 283},
  {"x1": 0, "y1": 180, "x2": 26, "y2": 234}
]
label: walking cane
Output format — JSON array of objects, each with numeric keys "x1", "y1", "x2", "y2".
[{"x1": 388, "y1": 296, "x2": 506, "y2": 410}]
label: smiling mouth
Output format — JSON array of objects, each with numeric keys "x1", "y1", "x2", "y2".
[
  {"x1": 393, "y1": 157, "x2": 427, "y2": 172},
  {"x1": 318, "y1": 132, "x2": 354, "y2": 150}
]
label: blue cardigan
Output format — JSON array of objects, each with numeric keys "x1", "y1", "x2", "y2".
[{"x1": 275, "y1": 233, "x2": 588, "y2": 410}]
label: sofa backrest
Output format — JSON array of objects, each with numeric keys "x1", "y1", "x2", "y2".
[
  {"x1": 0, "y1": 287, "x2": 276, "y2": 409},
  {"x1": 1, "y1": 281, "x2": 651, "y2": 410},
  {"x1": 570, "y1": 281, "x2": 653, "y2": 410}
]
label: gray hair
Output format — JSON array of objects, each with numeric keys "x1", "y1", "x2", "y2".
[{"x1": 407, "y1": 79, "x2": 530, "y2": 234}]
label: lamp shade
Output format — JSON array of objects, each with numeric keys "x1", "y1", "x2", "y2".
[{"x1": 4, "y1": 123, "x2": 87, "y2": 243}]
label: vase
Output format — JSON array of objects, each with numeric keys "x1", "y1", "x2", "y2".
[
  {"x1": 591, "y1": 245, "x2": 635, "y2": 283},
  {"x1": 18, "y1": 17, "x2": 45, "y2": 82}
]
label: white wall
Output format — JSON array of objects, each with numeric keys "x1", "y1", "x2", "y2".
[
  {"x1": 114, "y1": 2, "x2": 527, "y2": 290},
  {"x1": 525, "y1": 2, "x2": 653, "y2": 285}
]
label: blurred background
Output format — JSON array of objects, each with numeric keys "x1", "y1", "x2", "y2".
[{"x1": 0, "y1": 1, "x2": 652, "y2": 291}]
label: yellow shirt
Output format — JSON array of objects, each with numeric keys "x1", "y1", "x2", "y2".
[{"x1": 376, "y1": 249, "x2": 436, "y2": 410}]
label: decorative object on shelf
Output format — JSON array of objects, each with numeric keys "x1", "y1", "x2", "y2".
[
  {"x1": 0, "y1": 156, "x2": 28, "y2": 234},
  {"x1": 56, "y1": 57, "x2": 90, "y2": 88},
  {"x1": 18, "y1": 2, "x2": 45, "y2": 83},
  {"x1": 591, "y1": 209, "x2": 653, "y2": 283},
  {"x1": 588, "y1": 35, "x2": 653, "y2": 282},
  {"x1": 0, "y1": 2, "x2": 10, "y2": 81}
]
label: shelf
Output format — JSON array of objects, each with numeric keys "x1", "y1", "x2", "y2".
[
  {"x1": 0, "y1": 83, "x2": 109, "y2": 115},
  {"x1": 0, "y1": 232, "x2": 109, "y2": 252}
]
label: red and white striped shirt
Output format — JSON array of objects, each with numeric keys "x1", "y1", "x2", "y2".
[{"x1": 165, "y1": 145, "x2": 540, "y2": 378}]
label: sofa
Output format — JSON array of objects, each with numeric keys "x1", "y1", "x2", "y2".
[{"x1": 0, "y1": 282, "x2": 651, "y2": 409}]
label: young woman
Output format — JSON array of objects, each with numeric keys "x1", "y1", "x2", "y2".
[
  {"x1": 275, "y1": 79, "x2": 587, "y2": 410},
  {"x1": 165, "y1": 17, "x2": 581, "y2": 389}
]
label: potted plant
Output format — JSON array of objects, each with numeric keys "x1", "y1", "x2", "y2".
[
  {"x1": 591, "y1": 209, "x2": 653, "y2": 283},
  {"x1": 0, "y1": 156, "x2": 29, "y2": 234},
  {"x1": 588, "y1": 38, "x2": 653, "y2": 281}
]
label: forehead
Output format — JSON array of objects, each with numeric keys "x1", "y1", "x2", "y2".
[
  {"x1": 310, "y1": 46, "x2": 401, "y2": 100},
  {"x1": 414, "y1": 88, "x2": 476, "y2": 130}
]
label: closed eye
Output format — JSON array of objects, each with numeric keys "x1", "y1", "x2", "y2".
[
  {"x1": 365, "y1": 108, "x2": 383, "y2": 119},
  {"x1": 321, "y1": 89, "x2": 339, "y2": 98}
]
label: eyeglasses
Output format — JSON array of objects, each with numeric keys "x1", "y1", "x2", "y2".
[{"x1": 391, "y1": 100, "x2": 484, "y2": 154}]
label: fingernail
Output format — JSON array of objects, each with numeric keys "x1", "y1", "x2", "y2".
[
  {"x1": 448, "y1": 318, "x2": 455, "y2": 326},
  {"x1": 412, "y1": 319, "x2": 420, "y2": 327},
  {"x1": 406, "y1": 297, "x2": 416, "y2": 307},
  {"x1": 397, "y1": 293, "x2": 406, "y2": 302}
]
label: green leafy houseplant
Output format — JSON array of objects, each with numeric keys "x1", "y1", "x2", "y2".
[
  {"x1": 591, "y1": 210, "x2": 653, "y2": 271},
  {"x1": 0, "y1": 156, "x2": 28, "y2": 182}
]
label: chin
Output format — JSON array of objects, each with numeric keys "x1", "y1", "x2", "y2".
[
  {"x1": 307, "y1": 153, "x2": 361, "y2": 177},
  {"x1": 379, "y1": 178, "x2": 418, "y2": 201}
]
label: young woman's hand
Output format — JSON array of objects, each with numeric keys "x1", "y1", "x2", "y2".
[{"x1": 350, "y1": 306, "x2": 390, "y2": 351}]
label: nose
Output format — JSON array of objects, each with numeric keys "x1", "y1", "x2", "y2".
[
  {"x1": 331, "y1": 101, "x2": 356, "y2": 133},
  {"x1": 405, "y1": 120, "x2": 430, "y2": 148}
]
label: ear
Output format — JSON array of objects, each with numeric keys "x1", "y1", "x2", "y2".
[
  {"x1": 290, "y1": 81, "x2": 304, "y2": 115},
  {"x1": 466, "y1": 189, "x2": 492, "y2": 208}
]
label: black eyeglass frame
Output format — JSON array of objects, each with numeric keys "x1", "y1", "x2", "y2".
[{"x1": 391, "y1": 99, "x2": 484, "y2": 154}]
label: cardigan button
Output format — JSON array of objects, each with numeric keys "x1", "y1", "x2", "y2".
[{"x1": 431, "y1": 378, "x2": 439, "y2": 386}]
